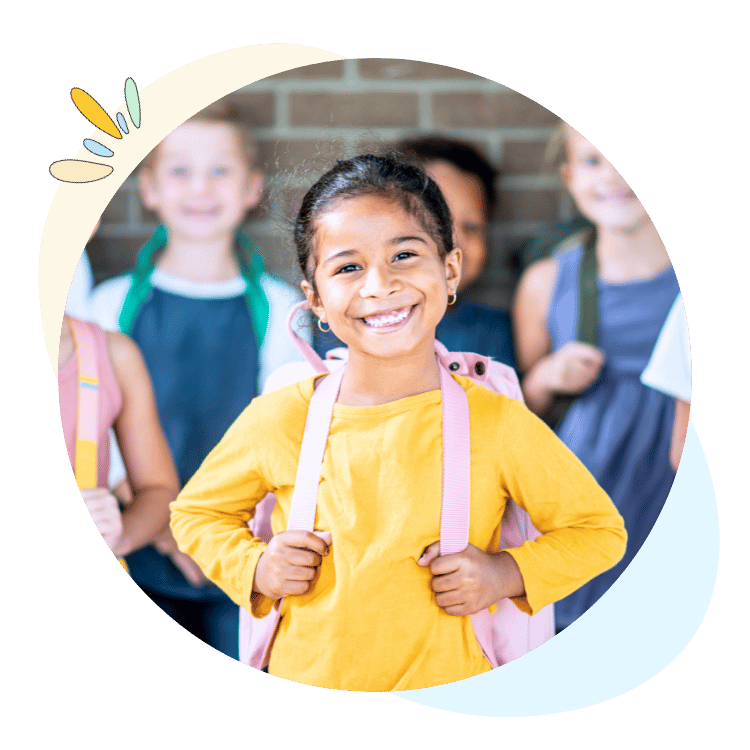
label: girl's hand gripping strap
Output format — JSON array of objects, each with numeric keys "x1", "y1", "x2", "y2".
[
  {"x1": 257, "y1": 366, "x2": 345, "y2": 668},
  {"x1": 262, "y1": 354, "x2": 498, "y2": 670},
  {"x1": 437, "y1": 360, "x2": 499, "y2": 669}
]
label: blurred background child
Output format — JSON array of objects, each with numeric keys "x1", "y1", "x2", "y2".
[
  {"x1": 90, "y1": 101, "x2": 306, "y2": 659},
  {"x1": 313, "y1": 136, "x2": 515, "y2": 368},
  {"x1": 512, "y1": 123, "x2": 679, "y2": 631},
  {"x1": 59, "y1": 314, "x2": 178, "y2": 559},
  {"x1": 641, "y1": 294, "x2": 691, "y2": 470}
]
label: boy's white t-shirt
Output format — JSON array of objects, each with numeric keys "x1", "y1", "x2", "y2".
[{"x1": 641, "y1": 293, "x2": 691, "y2": 403}]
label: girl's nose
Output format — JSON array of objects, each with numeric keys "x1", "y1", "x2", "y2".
[{"x1": 360, "y1": 264, "x2": 400, "y2": 297}]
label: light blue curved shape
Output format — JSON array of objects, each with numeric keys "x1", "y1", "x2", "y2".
[
  {"x1": 125, "y1": 77, "x2": 141, "y2": 128},
  {"x1": 116, "y1": 112, "x2": 129, "y2": 135},
  {"x1": 398, "y1": 420, "x2": 718, "y2": 716},
  {"x1": 83, "y1": 139, "x2": 114, "y2": 158}
]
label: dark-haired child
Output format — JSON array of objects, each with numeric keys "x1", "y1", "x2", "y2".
[
  {"x1": 314, "y1": 136, "x2": 515, "y2": 368},
  {"x1": 171, "y1": 154, "x2": 626, "y2": 690},
  {"x1": 91, "y1": 100, "x2": 306, "y2": 659}
]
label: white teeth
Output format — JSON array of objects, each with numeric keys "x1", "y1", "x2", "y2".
[{"x1": 363, "y1": 306, "x2": 411, "y2": 328}]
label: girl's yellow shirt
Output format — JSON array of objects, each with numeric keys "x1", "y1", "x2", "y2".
[{"x1": 171, "y1": 374, "x2": 626, "y2": 691}]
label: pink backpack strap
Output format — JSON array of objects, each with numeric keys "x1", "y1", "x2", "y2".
[
  {"x1": 436, "y1": 359, "x2": 499, "y2": 668},
  {"x1": 287, "y1": 367, "x2": 345, "y2": 531},
  {"x1": 68, "y1": 317, "x2": 100, "y2": 490},
  {"x1": 258, "y1": 359, "x2": 501, "y2": 670},
  {"x1": 286, "y1": 301, "x2": 328, "y2": 375},
  {"x1": 67, "y1": 317, "x2": 129, "y2": 574},
  {"x1": 437, "y1": 361, "x2": 471, "y2": 556},
  {"x1": 247, "y1": 366, "x2": 345, "y2": 669},
  {"x1": 294, "y1": 357, "x2": 499, "y2": 669}
]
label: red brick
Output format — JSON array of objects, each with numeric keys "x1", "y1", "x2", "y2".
[
  {"x1": 101, "y1": 188, "x2": 130, "y2": 224},
  {"x1": 290, "y1": 92, "x2": 419, "y2": 127},
  {"x1": 244, "y1": 228, "x2": 301, "y2": 284},
  {"x1": 265, "y1": 61, "x2": 345, "y2": 80},
  {"x1": 496, "y1": 189, "x2": 561, "y2": 222},
  {"x1": 256, "y1": 138, "x2": 346, "y2": 174},
  {"x1": 502, "y1": 141, "x2": 555, "y2": 175},
  {"x1": 358, "y1": 59, "x2": 485, "y2": 81},
  {"x1": 223, "y1": 92, "x2": 275, "y2": 127},
  {"x1": 88, "y1": 234, "x2": 154, "y2": 283},
  {"x1": 433, "y1": 92, "x2": 559, "y2": 128}
]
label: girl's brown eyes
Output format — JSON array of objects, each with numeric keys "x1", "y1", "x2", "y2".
[
  {"x1": 334, "y1": 252, "x2": 417, "y2": 276},
  {"x1": 334, "y1": 264, "x2": 360, "y2": 275}
]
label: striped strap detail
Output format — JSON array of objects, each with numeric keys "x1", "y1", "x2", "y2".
[
  {"x1": 68, "y1": 318, "x2": 129, "y2": 574},
  {"x1": 68, "y1": 318, "x2": 99, "y2": 490}
]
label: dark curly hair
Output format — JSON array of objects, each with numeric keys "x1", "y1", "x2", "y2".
[
  {"x1": 294, "y1": 153, "x2": 454, "y2": 292},
  {"x1": 397, "y1": 135, "x2": 498, "y2": 213}
]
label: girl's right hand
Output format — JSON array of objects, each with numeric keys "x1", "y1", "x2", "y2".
[
  {"x1": 546, "y1": 341, "x2": 605, "y2": 395},
  {"x1": 253, "y1": 530, "x2": 332, "y2": 600}
]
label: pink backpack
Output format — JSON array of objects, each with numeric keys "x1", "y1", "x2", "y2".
[{"x1": 239, "y1": 301, "x2": 554, "y2": 671}]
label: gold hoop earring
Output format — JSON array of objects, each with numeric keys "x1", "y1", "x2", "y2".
[
  {"x1": 448, "y1": 292, "x2": 457, "y2": 306},
  {"x1": 317, "y1": 318, "x2": 331, "y2": 333}
]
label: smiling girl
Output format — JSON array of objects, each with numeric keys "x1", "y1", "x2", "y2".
[
  {"x1": 512, "y1": 125, "x2": 680, "y2": 632},
  {"x1": 170, "y1": 154, "x2": 626, "y2": 691}
]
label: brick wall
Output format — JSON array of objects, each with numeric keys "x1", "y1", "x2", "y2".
[{"x1": 88, "y1": 58, "x2": 574, "y2": 311}]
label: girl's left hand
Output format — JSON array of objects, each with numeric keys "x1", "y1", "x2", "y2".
[{"x1": 417, "y1": 542, "x2": 525, "y2": 616}]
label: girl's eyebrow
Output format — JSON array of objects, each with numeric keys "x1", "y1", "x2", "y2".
[
  {"x1": 322, "y1": 249, "x2": 359, "y2": 267},
  {"x1": 391, "y1": 235, "x2": 428, "y2": 245},
  {"x1": 322, "y1": 236, "x2": 429, "y2": 267}
]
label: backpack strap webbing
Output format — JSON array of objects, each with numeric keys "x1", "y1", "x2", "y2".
[
  {"x1": 118, "y1": 225, "x2": 270, "y2": 346},
  {"x1": 68, "y1": 317, "x2": 128, "y2": 572},
  {"x1": 544, "y1": 229, "x2": 599, "y2": 431},
  {"x1": 278, "y1": 360, "x2": 499, "y2": 669},
  {"x1": 69, "y1": 318, "x2": 99, "y2": 490}
]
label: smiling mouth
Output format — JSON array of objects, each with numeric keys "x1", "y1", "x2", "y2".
[
  {"x1": 183, "y1": 207, "x2": 220, "y2": 217},
  {"x1": 361, "y1": 305, "x2": 415, "y2": 328}
]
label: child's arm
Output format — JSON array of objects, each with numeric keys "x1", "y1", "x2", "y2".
[
  {"x1": 106, "y1": 332, "x2": 180, "y2": 557},
  {"x1": 671, "y1": 398, "x2": 690, "y2": 471},
  {"x1": 107, "y1": 476, "x2": 207, "y2": 586},
  {"x1": 495, "y1": 400, "x2": 627, "y2": 615},
  {"x1": 170, "y1": 395, "x2": 328, "y2": 615},
  {"x1": 512, "y1": 258, "x2": 604, "y2": 416},
  {"x1": 418, "y1": 397, "x2": 625, "y2": 618}
]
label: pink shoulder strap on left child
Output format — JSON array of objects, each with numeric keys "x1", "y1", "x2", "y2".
[
  {"x1": 68, "y1": 317, "x2": 100, "y2": 490},
  {"x1": 68, "y1": 317, "x2": 129, "y2": 573}
]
